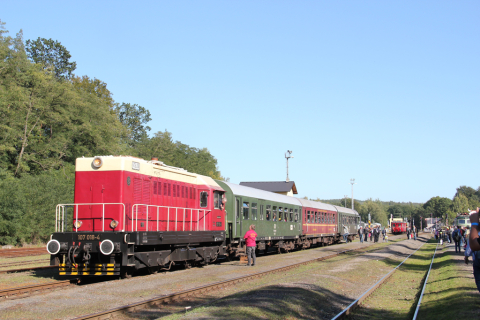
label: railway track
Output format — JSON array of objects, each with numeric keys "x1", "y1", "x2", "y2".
[
  {"x1": 0, "y1": 279, "x2": 77, "y2": 299},
  {"x1": 412, "y1": 243, "x2": 439, "y2": 319},
  {"x1": 0, "y1": 258, "x2": 49, "y2": 269},
  {"x1": 331, "y1": 239, "x2": 434, "y2": 320},
  {"x1": 0, "y1": 265, "x2": 57, "y2": 274},
  {"x1": 72, "y1": 241, "x2": 403, "y2": 320},
  {"x1": 0, "y1": 247, "x2": 47, "y2": 258}
]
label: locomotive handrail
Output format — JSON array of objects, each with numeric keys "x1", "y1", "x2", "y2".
[
  {"x1": 131, "y1": 204, "x2": 210, "y2": 232},
  {"x1": 55, "y1": 203, "x2": 126, "y2": 232}
]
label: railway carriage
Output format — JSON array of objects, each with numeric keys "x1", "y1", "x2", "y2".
[
  {"x1": 297, "y1": 199, "x2": 339, "y2": 246},
  {"x1": 216, "y1": 181, "x2": 303, "y2": 256},
  {"x1": 335, "y1": 206, "x2": 361, "y2": 241}
]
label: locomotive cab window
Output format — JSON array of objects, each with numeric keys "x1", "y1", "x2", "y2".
[
  {"x1": 214, "y1": 192, "x2": 223, "y2": 209},
  {"x1": 200, "y1": 192, "x2": 208, "y2": 208}
]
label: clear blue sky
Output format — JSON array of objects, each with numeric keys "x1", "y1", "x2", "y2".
[{"x1": 3, "y1": 1, "x2": 479, "y2": 203}]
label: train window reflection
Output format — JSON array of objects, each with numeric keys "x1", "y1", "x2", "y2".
[
  {"x1": 266, "y1": 205, "x2": 271, "y2": 221},
  {"x1": 243, "y1": 202, "x2": 249, "y2": 220}
]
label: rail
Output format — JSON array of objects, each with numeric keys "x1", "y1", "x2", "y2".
[
  {"x1": 131, "y1": 204, "x2": 209, "y2": 232},
  {"x1": 331, "y1": 239, "x2": 428, "y2": 320},
  {"x1": 412, "y1": 243, "x2": 438, "y2": 319}
]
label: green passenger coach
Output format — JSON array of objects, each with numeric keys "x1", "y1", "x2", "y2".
[{"x1": 216, "y1": 181, "x2": 303, "y2": 257}]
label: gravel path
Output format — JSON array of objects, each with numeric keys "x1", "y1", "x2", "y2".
[{"x1": 0, "y1": 234, "x2": 408, "y2": 320}]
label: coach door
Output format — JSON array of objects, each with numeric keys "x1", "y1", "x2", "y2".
[{"x1": 235, "y1": 197, "x2": 241, "y2": 237}]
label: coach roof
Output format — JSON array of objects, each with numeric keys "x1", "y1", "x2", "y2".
[
  {"x1": 334, "y1": 206, "x2": 360, "y2": 216},
  {"x1": 221, "y1": 182, "x2": 301, "y2": 206},
  {"x1": 296, "y1": 198, "x2": 337, "y2": 211}
]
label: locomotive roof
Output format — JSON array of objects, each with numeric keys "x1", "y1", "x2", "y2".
[
  {"x1": 220, "y1": 181, "x2": 301, "y2": 206},
  {"x1": 333, "y1": 206, "x2": 360, "y2": 216},
  {"x1": 296, "y1": 198, "x2": 337, "y2": 211},
  {"x1": 75, "y1": 156, "x2": 224, "y2": 191}
]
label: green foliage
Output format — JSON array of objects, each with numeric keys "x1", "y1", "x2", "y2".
[
  {"x1": 358, "y1": 199, "x2": 388, "y2": 226},
  {"x1": 25, "y1": 37, "x2": 76, "y2": 80},
  {"x1": 454, "y1": 185, "x2": 480, "y2": 210},
  {"x1": 0, "y1": 164, "x2": 75, "y2": 245},
  {"x1": 132, "y1": 130, "x2": 223, "y2": 179},
  {"x1": 115, "y1": 102, "x2": 151, "y2": 147},
  {"x1": 452, "y1": 194, "x2": 469, "y2": 214}
]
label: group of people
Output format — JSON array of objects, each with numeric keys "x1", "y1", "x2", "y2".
[
  {"x1": 357, "y1": 226, "x2": 387, "y2": 243},
  {"x1": 432, "y1": 225, "x2": 468, "y2": 252},
  {"x1": 407, "y1": 226, "x2": 417, "y2": 240}
]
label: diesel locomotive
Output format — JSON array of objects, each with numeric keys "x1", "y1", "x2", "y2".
[{"x1": 46, "y1": 156, "x2": 360, "y2": 278}]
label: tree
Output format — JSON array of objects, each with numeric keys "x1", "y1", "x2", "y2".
[
  {"x1": 453, "y1": 194, "x2": 469, "y2": 214},
  {"x1": 0, "y1": 28, "x2": 125, "y2": 175},
  {"x1": 358, "y1": 199, "x2": 388, "y2": 226},
  {"x1": 115, "y1": 103, "x2": 152, "y2": 147},
  {"x1": 25, "y1": 37, "x2": 76, "y2": 80}
]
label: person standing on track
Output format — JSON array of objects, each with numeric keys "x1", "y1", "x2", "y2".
[
  {"x1": 244, "y1": 225, "x2": 257, "y2": 266},
  {"x1": 358, "y1": 226, "x2": 363, "y2": 243}
]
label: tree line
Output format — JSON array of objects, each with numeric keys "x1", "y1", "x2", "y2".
[
  {"x1": 0, "y1": 21, "x2": 222, "y2": 245},
  {"x1": 318, "y1": 185, "x2": 480, "y2": 229}
]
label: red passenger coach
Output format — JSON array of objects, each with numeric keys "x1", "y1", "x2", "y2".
[
  {"x1": 297, "y1": 199, "x2": 339, "y2": 246},
  {"x1": 48, "y1": 156, "x2": 226, "y2": 277}
]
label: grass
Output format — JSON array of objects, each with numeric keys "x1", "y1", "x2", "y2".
[{"x1": 349, "y1": 241, "x2": 480, "y2": 319}]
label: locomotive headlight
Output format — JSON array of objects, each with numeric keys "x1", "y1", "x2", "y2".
[
  {"x1": 46, "y1": 239, "x2": 61, "y2": 255},
  {"x1": 92, "y1": 157, "x2": 103, "y2": 169},
  {"x1": 109, "y1": 220, "x2": 119, "y2": 229},
  {"x1": 100, "y1": 239, "x2": 114, "y2": 255},
  {"x1": 74, "y1": 220, "x2": 82, "y2": 229}
]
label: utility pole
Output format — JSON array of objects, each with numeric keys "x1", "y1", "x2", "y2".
[
  {"x1": 285, "y1": 150, "x2": 293, "y2": 182},
  {"x1": 350, "y1": 178, "x2": 356, "y2": 210}
]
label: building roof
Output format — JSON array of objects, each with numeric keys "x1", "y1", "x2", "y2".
[{"x1": 239, "y1": 181, "x2": 298, "y2": 194}]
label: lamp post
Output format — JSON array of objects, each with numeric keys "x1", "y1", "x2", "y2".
[
  {"x1": 285, "y1": 150, "x2": 293, "y2": 182},
  {"x1": 350, "y1": 179, "x2": 356, "y2": 210}
]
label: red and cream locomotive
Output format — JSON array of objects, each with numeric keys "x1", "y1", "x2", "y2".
[{"x1": 47, "y1": 156, "x2": 226, "y2": 277}]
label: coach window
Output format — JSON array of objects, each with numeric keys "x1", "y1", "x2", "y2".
[
  {"x1": 307, "y1": 211, "x2": 310, "y2": 223},
  {"x1": 273, "y1": 206, "x2": 277, "y2": 221},
  {"x1": 278, "y1": 207, "x2": 283, "y2": 222},
  {"x1": 252, "y1": 203, "x2": 258, "y2": 221},
  {"x1": 200, "y1": 192, "x2": 208, "y2": 208},
  {"x1": 294, "y1": 209, "x2": 299, "y2": 222},
  {"x1": 260, "y1": 205, "x2": 264, "y2": 220},
  {"x1": 315, "y1": 212, "x2": 319, "y2": 223},
  {"x1": 266, "y1": 205, "x2": 271, "y2": 221},
  {"x1": 243, "y1": 202, "x2": 249, "y2": 220},
  {"x1": 290, "y1": 209, "x2": 293, "y2": 222}
]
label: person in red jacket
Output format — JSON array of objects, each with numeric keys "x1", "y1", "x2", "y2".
[{"x1": 244, "y1": 225, "x2": 257, "y2": 266}]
